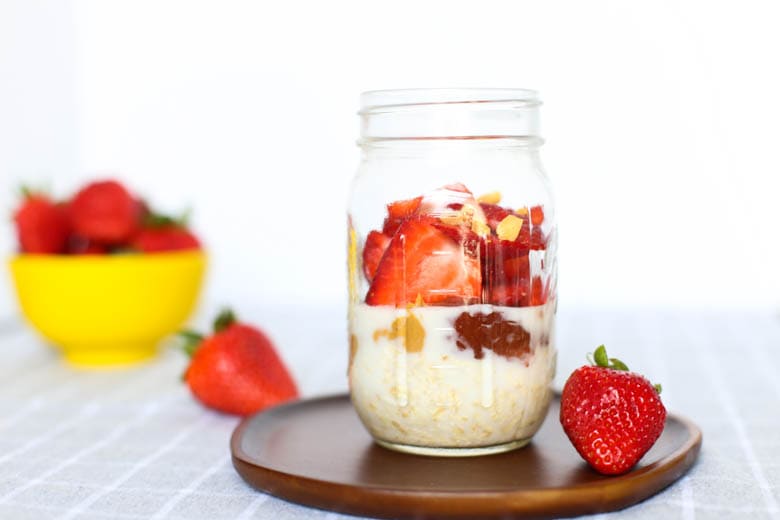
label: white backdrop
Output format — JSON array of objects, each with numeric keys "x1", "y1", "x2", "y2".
[{"x1": 2, "y1": 0, "x2": 779, "y2": 320}]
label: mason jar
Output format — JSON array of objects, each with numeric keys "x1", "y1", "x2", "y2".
[{"x1": 347, "y1": 89, "x2": 557, "y2": 456}]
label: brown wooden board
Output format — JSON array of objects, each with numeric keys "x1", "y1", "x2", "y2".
[{"x1": 231, "y1": 394, "x2": 701, "y2": 519}]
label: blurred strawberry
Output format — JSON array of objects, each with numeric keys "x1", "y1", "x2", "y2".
[
  {"x1": 69, "y1": 180, "x2": 142, "y2": 243},
  {"x1": 13, "y1": 190, "x2": 70, "y2": 254},
  {"x1": 132, "y1": 226, "x2": 201, "y2": 252},
  {"x1": 181, "y1": 310, "x2": 299, "y2": 416}
]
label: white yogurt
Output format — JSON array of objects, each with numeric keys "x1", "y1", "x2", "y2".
[{"x1": 348, "y1": 301, "x2": 556, "y2": 451}]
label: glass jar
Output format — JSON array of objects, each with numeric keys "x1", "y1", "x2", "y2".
[{"x1": 347, "y1": 89, "x2": 556, "y2": 456}]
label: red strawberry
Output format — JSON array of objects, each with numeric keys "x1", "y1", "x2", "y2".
[
  {"x1": 560, "y1": 346, "x2": 667, "y2": 475},
  {"x1": 362, "y1": 230, "x2": 391, "y2": 281},
  {"x1": 13, "y1": 191, "x2": 70, "y2": 254},
  {"x1": 181, "y1": 310, "x2": 299, "y2": 416},
  {"x1": 69, "y1": 180, "x2": 142, "y2": 243},
  {"x1": 382, "y1": 196, "x2": 422, "y2": 236},
  {"x1": 366, "y1": 216, "x2": 481, "y2": 306},
  {"x1": 132, "y1": 226, "x2": 201, "y2": 252}
]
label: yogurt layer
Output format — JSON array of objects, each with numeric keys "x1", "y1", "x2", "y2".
[{"x1": 349, "y1": 301, "x2": 556, "y2": 449}]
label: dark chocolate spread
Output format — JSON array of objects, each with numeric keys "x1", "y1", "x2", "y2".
[{"x1": 453, "y1": 311, "x2": 531, "y2": 360}]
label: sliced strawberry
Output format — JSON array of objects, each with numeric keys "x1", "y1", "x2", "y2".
[
  {"x1": 366, "y1": 216, "x2": 481, "y2": 306},
  {"x1": 382, "y1": 196, "x2": 422, "y2": 236},
  {"x1": 530, "y1": 205, "x2": 545, "y2": 226},
  {"x1": 479, "y1": 203, "x2": 512, "y2": 231},
  {"x1": 441, "y1": 182, "x2": 470, "y2": 193},
  {"x1": 431, "y1": 221, "x2": 480, "y2": 258},
  {"x1": 530, "y1": 226, "x2": 547, "y2": 250},
  {"x1": 486, "y1": 281, "x2": 531, "y2": 307},
  {"x1": 531, "y1": 276, "x2": 549, "y2": 305},
  {"x1": 419, "y1": 184, "x2": 486, "y2": 221},
  {"x1": 362, "y1": 230, "x2": 391, "y2": 281},
  {"x1": 481, "y1": 235, "x2": 532, "y2": 306},
  {"x1": 388, "y1": 196, "x2": 423, "y2": 219},
  {"x1": 503, "y1": 255, "x2": 531, "y2": 282}
]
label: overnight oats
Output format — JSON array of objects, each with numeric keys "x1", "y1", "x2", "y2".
[{"x1": 347, "y1": 89, "x2": 556, "y2": 456}]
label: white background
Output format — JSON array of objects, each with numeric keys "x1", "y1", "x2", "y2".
[{"x1": 2, "y1": 0, "x2": 779, "y2": 321}]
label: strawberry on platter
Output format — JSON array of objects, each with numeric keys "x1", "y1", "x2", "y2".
[{"x1": 560, "y1": 345, "x2": 667, "y2": 475}]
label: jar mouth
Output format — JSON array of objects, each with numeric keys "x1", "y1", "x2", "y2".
[
  {"x1": 359, "y1": 88, "x2": 542, "y2": 141},
  {"x1": 360, "y1": 88, "x2": 541, "y2": 113}
]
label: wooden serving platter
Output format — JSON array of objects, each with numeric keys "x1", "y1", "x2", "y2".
[{"x1": 231, "y1": 394, "x2": 701, "y2": 519}]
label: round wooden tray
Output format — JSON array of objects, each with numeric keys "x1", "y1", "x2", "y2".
[{"x1": 231, "y1": 394, "x2": 701, "y2": 519}]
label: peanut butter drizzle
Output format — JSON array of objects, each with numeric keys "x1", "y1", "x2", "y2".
[
  {"x1": 373, "y1": 311, "x2": 426, "y2": 353},
  {"x1": 347, "y1": 225, "x2": 358, "y2": 303}
]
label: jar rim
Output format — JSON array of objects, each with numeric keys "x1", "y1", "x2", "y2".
[{"x1": 360, "y1": 88, "x2": 541, "y2": 113}]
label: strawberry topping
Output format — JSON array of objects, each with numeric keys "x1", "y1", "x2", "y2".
[
  {"x1": 362, "y1": 230, "x2": 391, "y2": 281},
  {"x1": 366, "y1": 216, "x2": 481, "y2": 306}
]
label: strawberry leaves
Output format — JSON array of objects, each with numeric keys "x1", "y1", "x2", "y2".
[{"x1": 588, "y1": 345, "x2": 661, "y2": 393}]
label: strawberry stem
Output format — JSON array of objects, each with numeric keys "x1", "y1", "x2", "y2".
[
  {"x1": 178, "y1": 330, "x2": 204, "y2": 358},
  {"x1": 213, "y1": 308, "x2": 236, "y2": 333},
  {"x1": 143, "y1": 209, "x2": 189, "y2": 229},
  {"x1": 589, "y1": 345, "x2": 663, "y2": 394},
  {"x1": 590, "y1": 345, "x2": 629, "y2": 371},
  {"x1": 609, "y1": 358, "x2": 629, "y2": 371},
  {"x1": 593, "y1": 345, "x2": 609, "y2": 367}
]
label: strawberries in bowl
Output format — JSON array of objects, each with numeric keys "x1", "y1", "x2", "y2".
[
  {"x1": 8, "y1": 178, "x2": 206, "y2": 366},
  {"x1": 12, "y1": 178, "x2": 202, "y2": 255}
]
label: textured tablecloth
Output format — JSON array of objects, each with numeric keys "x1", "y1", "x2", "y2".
[{"x1": 0, "y1": 305, "x2": 779, "y2": 520}]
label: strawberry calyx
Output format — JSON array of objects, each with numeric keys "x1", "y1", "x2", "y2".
[
  {"x1": 213, "y1": 308, "x2": 236, "y2": 333},
  {"x1": 142, "y1": 206, "x2": 191, "y2": 229},
  {"x1": 179, "y1": 330, "x2": 204, "y2": 358},
  {"x1": 178, "y1": 309, "x2": 237, "y2": 359},
  {"x1": 20, "y1": 185, "x2": 41, "y2": 199},
  {"x1": 587, "y1": 345, "x2": 662, "y2": 394}
]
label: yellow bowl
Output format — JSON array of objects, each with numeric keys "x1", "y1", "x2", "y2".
[{"x1": 8, "y1": 251, "x2": 207, "y2": 367}]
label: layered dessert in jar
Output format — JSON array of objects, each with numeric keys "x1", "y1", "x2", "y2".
[{"x1": 348, "y1": 183, "x2": 556, "y2": 455}]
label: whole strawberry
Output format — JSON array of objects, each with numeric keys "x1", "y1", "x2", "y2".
[
  {"x1": 560, "y1": 345, "x2": 666, "y2": 475},
  {"x1": 130, "y1": 209, "x2": 201, "y2": 253},
  {"x1": 69, "y1": 179, "x2": 142, "y2": 243},
  {"x1": 181, "y1": 310, "x2": 298, "y2": 416},
  {"x1": 13, "y1": 189, "x2": 70, "y2": 254}
]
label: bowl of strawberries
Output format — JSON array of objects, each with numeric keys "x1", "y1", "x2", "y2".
[{"x1": 8, "y1": 179, "x2": 206, "y2": 366}]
